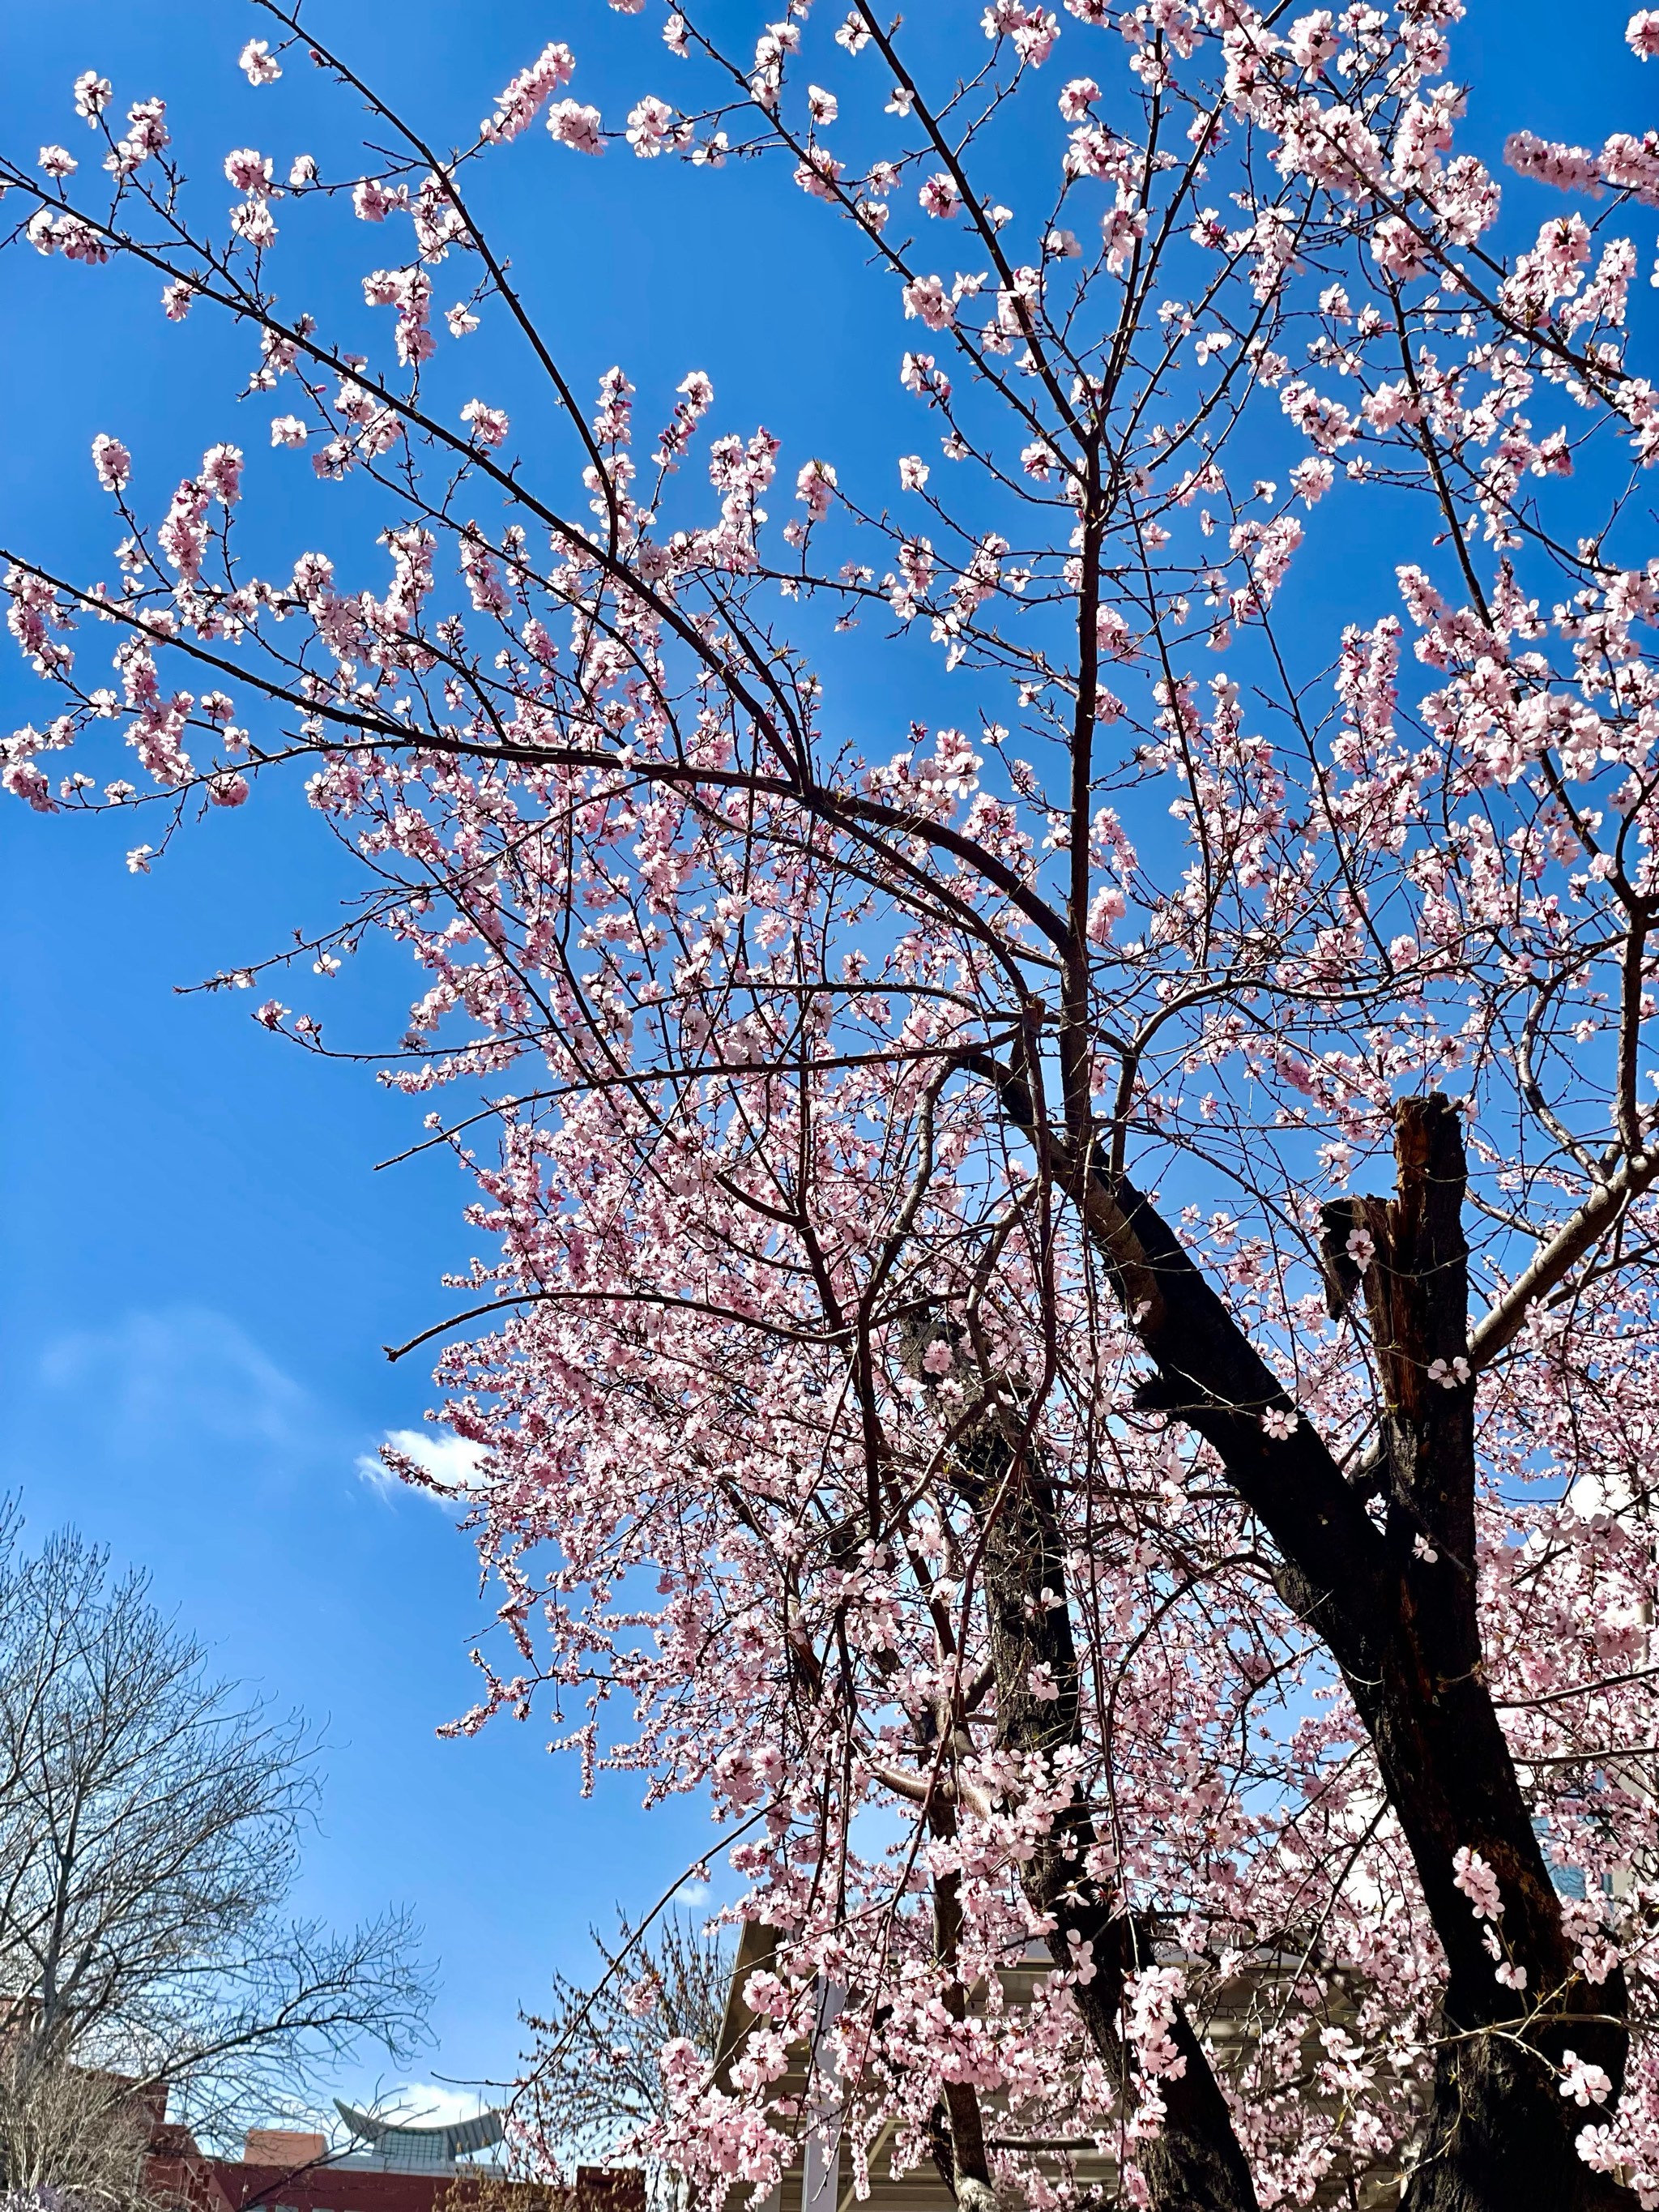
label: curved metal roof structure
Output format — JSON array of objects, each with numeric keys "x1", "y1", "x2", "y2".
[{"x1": 334, "y1": 2101, "x2": 505, "y2": 2171}]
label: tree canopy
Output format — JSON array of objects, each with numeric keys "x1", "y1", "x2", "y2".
[{"x1": 6, "y1": 2, "x2": 1659, "y2": 2204}]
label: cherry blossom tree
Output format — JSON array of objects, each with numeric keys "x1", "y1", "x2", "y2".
[{"x1": 5, "y1": 1, "x2": 1659, "y2": 2205}]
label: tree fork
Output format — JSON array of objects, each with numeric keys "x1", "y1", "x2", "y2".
[
  {"x1": 1105, "y1": 1098, "x2": 1636, "y2": 2209},
  {"x1": 1353, "y1": 1101, "x2": 1633, "y2": 2211},
  {"x1": 964, "y1": 1047, "x2": 1641, "y2": 2206}
]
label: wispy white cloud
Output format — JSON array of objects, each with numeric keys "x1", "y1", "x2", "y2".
[
  {"x1": 356, "y1": 1428, "x2": 488, "y2": 1506},
  {"x1": 39, "y1": 1306, "x2": 315, "y2": 1460},
  {"x1": 36, "y1": 1310, "x2": 482, "y2": 1521}
]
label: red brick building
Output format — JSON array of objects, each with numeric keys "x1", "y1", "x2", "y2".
[{"x1": 143, "y1": 2103, "x2": 642, "y2": 2212}]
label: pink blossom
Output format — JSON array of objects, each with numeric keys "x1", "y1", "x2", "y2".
[
  {"x1": 1439, "y1": 154, "x2": 1502, "y2": 245},
  {"x1": 1628, "y1": 8, "x2": 1659, "y2": 57},
  {"x1": 1064, "y1": 122, "x2": 1137, "y2": 186},
  {"x1": 1557, "y1": 2052, "x2": 1610, "y2": 2105},
  {"x1": 1086, "y1": 884, "x2": 1125, "y2": 941},
  {"x1": 548, "y1": 100, "x2": 604, "y2": 155},
  {"x1": 200, "y1": 443, "x2": 243, "y2": 506},
  {"x1": 1452, "y1": 1846, "x2": 1503, "y2": 1920},
  {"x1": 1102, "y1": 202, "x2": 1147, "y2": 271},
  {"x1": 229, "y1": 199, "x2": 277, "y2": 249},
  {"x1": 2, "y1": 760, "x2": 58, "y2": 813},
  {"x1": 352, "y1": 177, "x2": 398, "y2": 222},
  {"x1": 91, "y1": 434, "x2": 131, "y2": 492},
  {"x1": 795, "y1": 459, "x2": 838, "y2": 520},
  {"x1": 902, "y1": 274, "x2": 954, "y2": 329},
  {"x1": 289, "y1": 553, "x2": 334, "y2": 602},
  {"x1": 1275, "y1": 96, "x2": 1384, "y2": 198},
  {"x1": 895, "y1": 535, "x2": 934, "y2": 600},
  {"x1": 1124, "y1": 1966, "x2": 1188, "y2": 2083},
  {"x1": 1600, "y1": 130, "x2": 1659, "y2": 206},
  {"x1": 1504, "y1": 130, "x2": 1601, "y2": 195},
  {"x1": 1362, "y1": 380, "x2": 1422, "y2": 432},
  {"x1": 72, "y1": 71, "x2": 111, "y2": 123},
  {"x1": 1281, "y1": 378, "x2": 1357, "y2": 451},
  {"x1": 626, "y1": 95, "x2": 676, "y2": 157},
  {"x1": 1095, "y1": 604, "x2": 1137, "y2": 660},
  {"x1": 793, "y1": 150, "x2": 845, "y2": 200},
  {"x1": 898, "y1": 354, "x2": 950, "y2": 408},
  {"x1": 104, "y1": 95, "x2": 167, "y2": 176},
  {"x1": 714, "y1": 1744, "x2": 762, "y2": 1808},
  {"x1": 460, "y1": 400, "x2": 510, "y2": 448},
  {"x1": 1372, "y1": 216, "x2": 1432, "y2": 284},
  {"x1": 983, "y1": 2, "x2": 1060, "y2": 65},
  {"x1": 363, "y1": 265, "x2": 434, "y2": 366},
  {"x1": 238, "y1": 39, "x2": 282, "y2": 86},
  {"x1": 158, "y1": 478, "x2": 211, "y2": 579},
  {"x1": 25, "y1": 209, "x2": 109, "y2": 264},
  {"x1": 38, "y1": 144, "x2": 77, "y2": 177},
  {"x1": 459, "y1": 530, "x2": 509, "y2": 616},
  {"x1": 482, "y1": 43, "x2": 575, "y2": 141},
  {"x1": 1287, "y1": 10, "x2": 1337, "y2": 66},
  {"x1": 224, "y1": 146, "x2": 272, "y2": 194},
  {"x1": 1575, "y1": 2124, "x2": 1624, "y2": 2180}
]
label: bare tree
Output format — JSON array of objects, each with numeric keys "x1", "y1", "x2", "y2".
[
  {"x1": 519, "y1": 1912, "x2": 730, "y2": 2212},
  {"x1": 0, "y1": 1505, "x2": 433, "y2": 2176},
  {"x1": 0, "y1": 2044, "x2": 156, "y2": 2212}
]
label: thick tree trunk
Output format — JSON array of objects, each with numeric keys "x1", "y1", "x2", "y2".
[
  {"x1": 942, "y1": 1376, "x2": 1260, "y2": 2212},
  {"x1": 975, "y1": 1048, "x2": 1638, "y2": 2208},
  {"x1": 1105, "y1": 1099, "x2": 1636, "y2": 2211},
  {"x1": 1341, "y1": 1100, "x2": 1631, "y2": 2211},
  {"x1": 1405, "y1": 2031, "x2": 1633, "y2": 2211},
  {"x1": 1356, "y1": 1632, "x2": 1631, "y2": 2210},
  {"x1": 969, "y1": 1053, "x2": 1645, "y2": 2212}
]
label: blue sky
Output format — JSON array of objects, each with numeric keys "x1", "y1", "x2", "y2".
[{"x1": 0, "y1": 0, "x2": 1649, "y2": 2137}]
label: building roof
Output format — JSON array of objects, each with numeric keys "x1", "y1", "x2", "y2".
[{"x1": 333, "y1": 2103, "x2": 505, "y2": 2174}]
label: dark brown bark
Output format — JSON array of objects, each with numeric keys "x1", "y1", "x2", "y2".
[
  {"x1": 936, "y1": 1363, "x2": 1260, "y2": 2212},
  {"x1": 1094, "y1": 1099, "x2": 1633, "y2": 2210},
  {"x1": 928, "y1": 1840, "x2": 997, "y2": 2206},
  {"x1": 1348, "y1": 1101, "x2": 1631, "y2": 2211},
  {"x1": 965, "y1": 1045, "x2": 1637, "y2": 2206}
]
